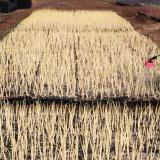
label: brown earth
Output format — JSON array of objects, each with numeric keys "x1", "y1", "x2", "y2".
[{"x1": 0, "y1": 0, "x2": 160, "y2": 47}]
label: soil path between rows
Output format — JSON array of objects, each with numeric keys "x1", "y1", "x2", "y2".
[{"x1": 0, "y1": 0, "x2": 160, "y2": 44}]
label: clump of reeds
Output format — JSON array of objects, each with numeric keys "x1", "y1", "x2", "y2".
[
  {"x1": 0, "y1": 10, "x2": 160, "y2": 99},
  {"x1": 0, "y1": 103, "x2": 159, "y2": 160}
]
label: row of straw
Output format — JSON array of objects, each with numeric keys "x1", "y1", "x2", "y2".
[
  {"x1": 0, "y1": 103, "x2": 159, "y2": 160},
  {"x1": 0, "y1": 10, "x2": 160, "y2": 99}
]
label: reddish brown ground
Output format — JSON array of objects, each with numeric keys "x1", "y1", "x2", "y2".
[{"x1": 0, "y1": 0, "x2": 160, "y2": 46}]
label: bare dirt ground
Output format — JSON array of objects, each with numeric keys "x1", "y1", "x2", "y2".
[{"x1": 0, "y1": 0, "x2": 160, "y2": 46}]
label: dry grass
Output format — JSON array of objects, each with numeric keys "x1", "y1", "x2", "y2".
[
  {"x1": 0, "y1": 10, "x2": 160, "y2": 99},
  {"x1": 0, "y1": 8, "x2": 159, "y2": 160},
  {"x1": 0, "y1": 103, "x2": 159, "y2": 160}
]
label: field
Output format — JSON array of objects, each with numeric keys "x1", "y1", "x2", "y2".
[
  {"x1": 0, "y1": 8, "x2": 160, "y2": 160},
  {"x1": 0, "y1": 103, "x2": 159, "y2": 160},
  {"x1": 0, "y1": 10, "x2": 160, "y2": 100}
]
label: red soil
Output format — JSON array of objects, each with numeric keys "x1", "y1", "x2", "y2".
[{"x1": 0, "y1": 0, "x2": 160, "y2": 46}]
